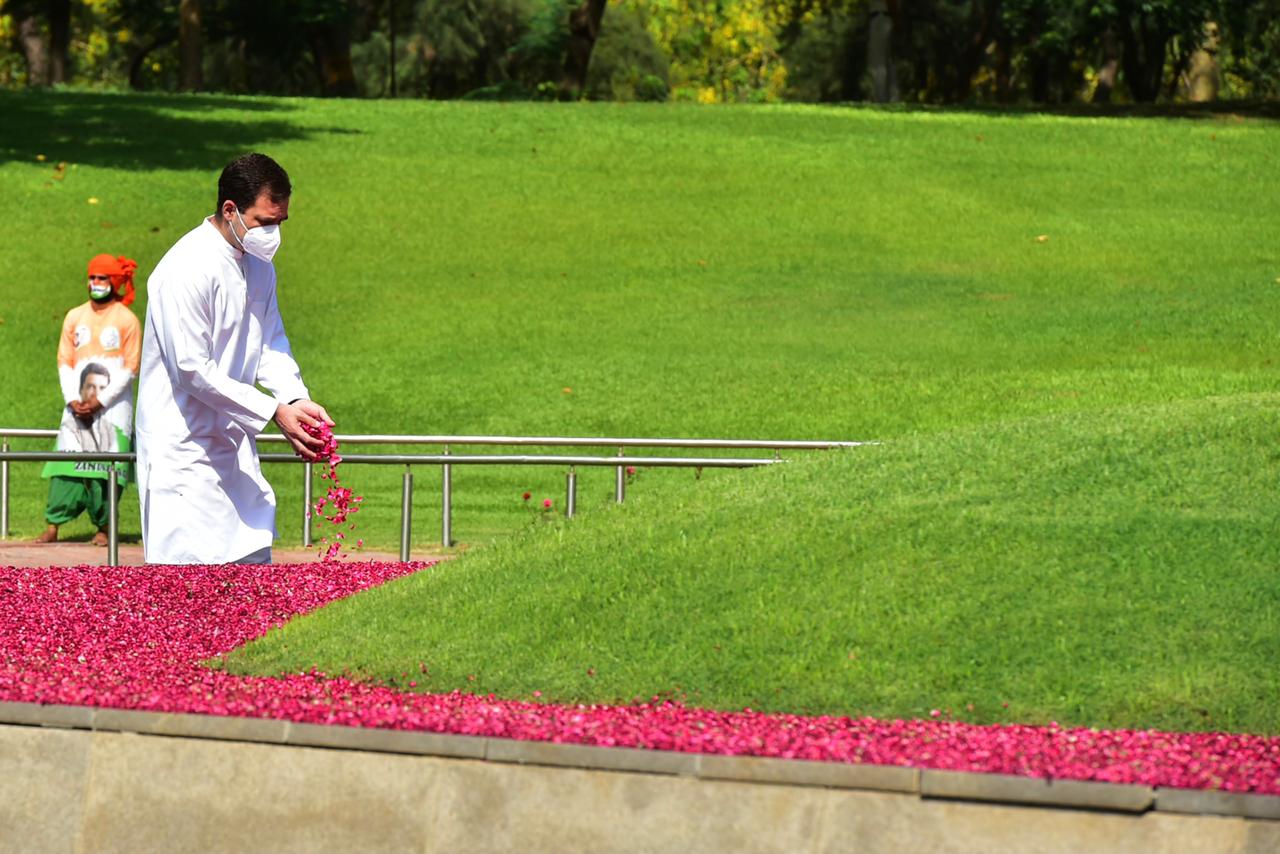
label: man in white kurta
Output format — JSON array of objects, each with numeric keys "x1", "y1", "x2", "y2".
[{"x1": 137, "y1": 153, "x2": 330, "y2": 564}]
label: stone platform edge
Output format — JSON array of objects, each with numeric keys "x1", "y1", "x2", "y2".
[{"x1": 2, "y1": 700, "x2": 1275, "y2": 822}]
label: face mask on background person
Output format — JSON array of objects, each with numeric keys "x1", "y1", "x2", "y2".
[
  {"x1": 232, "y1": 207, "x2": 282, "y2": 262},
  {"x1": 85, "y1": 254, "x2": 137, "y2": 305},
  {"x1": 88, "y1": 275, "x2": 113, "y2": 301}
]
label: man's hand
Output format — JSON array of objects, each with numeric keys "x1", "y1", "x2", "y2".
[
  {"x1": 294, "y1": 399, "x2": 334, "y2": 429},
  {"x1": 273, "y1": 400, "x2": 335, "y2": 460}
]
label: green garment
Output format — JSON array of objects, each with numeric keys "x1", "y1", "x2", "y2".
[
  {"x1": 40, "y1": 429, "x2": 132, "y2": 485},
  {"x1": 44, "y1": 475, "x2": 123, "y2": 528}
]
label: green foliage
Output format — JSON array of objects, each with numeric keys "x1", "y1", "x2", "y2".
[
  {"x1": 355, "y1": 0, "x2": 586, "y2": 101},
  {"x1": 634, "y1": 72, "x2": 667, "y2": 99},
  {"x1": 778, "y1": 0, "x2": 1280, "y2": 104},
  {"x1": 584, "y1": 4, "x2": 669, "y2": 100},
  {"x1": 619, "y1": 0, "x2": 789, "y2": 102},
  {"x1": 200, "y1": 0, "x2": 349, "y2": 96},
  {"x1": 350, "y1": 29, "x2": 392, "y2": 98},
  {"x1": 781, "y1": 5, "x2": 860, "y2": 102},
  {"x1": 4, "y1": 0, "x2": 1280, "y2": 102},
  {"x1": 396, "y1": 0, "x2": 534, "y2": 98},
  {"x1": 508, "y1": 0, "x2": 574, "y2": 94},
  {"x1": 1219, "y1": 0, "x2": 1280, "y2": 98}
]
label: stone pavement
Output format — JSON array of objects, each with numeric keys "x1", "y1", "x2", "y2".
[{"x1": 0, "y1": 540, "x2": 434, "y2": 567}]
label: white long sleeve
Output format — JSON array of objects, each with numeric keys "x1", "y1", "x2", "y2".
[
  {"x1": 152, "y1": 274, "x2": 279, "y2": 433},
  {"x1": 255, "y1": 281, "x2": 309, "y2": 405}
]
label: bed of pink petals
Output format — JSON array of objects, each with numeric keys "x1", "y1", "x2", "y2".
[{"x1": 0, "y1": 562, "x2": 1276, "y2": 795}]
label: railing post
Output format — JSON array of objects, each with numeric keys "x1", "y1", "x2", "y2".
[
  {"x1": 1, "y1": 439, "x2": 8, "y2": 540},
  {"x1": 400, "y1": 466, "x2": 413, "y2": 562},
  {"x1": 302, "y1": 462, "x2": 313, "y2": 548},
  {"x1": 565, "y1": 467, "x2": 577, "y2": 518},
  {"x1": 441, "y1": 444, "x2": 452, "y2": 548},
  {"x1": 107, "y1": 467, "x2": 119, "y2": 568},
  {"x1": 614, "y1": 446, "x2": 625, "y2": 504}
]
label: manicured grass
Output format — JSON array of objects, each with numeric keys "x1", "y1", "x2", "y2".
[
  {"x1": 227, "y1": 392, "x2": 1280, "y2": 734},
  {"x1": 4, "y1": 91, "x2": 1277, "y2": 732},
  {"x1": 2, "y1": 92, "x2": 1277, "y2": 550}
]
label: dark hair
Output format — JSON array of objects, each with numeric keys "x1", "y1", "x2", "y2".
[
  {"x1": 215, "y1": 153, "x2": 291, "y2": 215},
  {"x1": 79, "y1": 362, "x2": 109, "y2": 386}
]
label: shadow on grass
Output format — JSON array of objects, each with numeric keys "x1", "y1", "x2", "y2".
[
  {"x1": 834, "y1": 98, "x2": 1280, "y2": 122},
  {"x1": 0, "y1": 89, "x2": 360, "y2": 171},
  {"x1": 1038, "y1": 98, "x2": 1280, "y2": 121}
]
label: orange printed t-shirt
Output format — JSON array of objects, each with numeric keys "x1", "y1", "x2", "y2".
[{"x1": 58, "y1": 299, "x2": 142, "y2": 379}]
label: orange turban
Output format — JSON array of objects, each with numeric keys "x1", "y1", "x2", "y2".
[{"x1": 87, "y1": 254, "x2": 138, "y2": 306}]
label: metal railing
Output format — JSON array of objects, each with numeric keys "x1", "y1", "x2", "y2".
[{"x1": 0, "y1": 429, "x2": 868, "y2": 566}]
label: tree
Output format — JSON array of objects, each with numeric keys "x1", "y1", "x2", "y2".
[
  {"x1": 1081, "y1": 0, "x2": 1216, "y2": 102},
  {"x1": 47, "y1": 0, "x2": 69, "y2": 83},
  {"x1": 622, "y1": 0, "x2": 790, "y2": 102},
  {"x1": 179, "y1": 0, "x2": 202, "y2": 90},
  {"x1": 12, "y1": 6, "x2": 51, "y2": 86},
  {"x1": 867, "y1": 0, "x2": 897, "y2": 102},
  {"x1": 560, "y1": 0, "x2": 606, "y2": 97},
  {"x1": 1215, "y1": 0, "x2": 1280, "y2": 98},
  {"x1": 112, "y1": 0, "x2": 179, "y2": 90},
  {"x1": 7, "y1": 0, "x2": 70, "y2": 85},
  {"x1": 6, "y1": 0, "x2": 1280, "y2": 101}
]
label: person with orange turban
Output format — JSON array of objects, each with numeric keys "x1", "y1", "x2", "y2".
[
  {"x1": 35, "y1": 254, "x2": 143, "y2": 545},
  {"x1": 86, "y1": 254, "x2": 138, "y2": 306}
]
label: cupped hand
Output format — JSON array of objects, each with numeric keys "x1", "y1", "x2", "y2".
[
  {"x1": 274, "y1": 400, "x2": 327, "y2": 460},
  {"x1": 294, "y1": 399, "x2": 334, "y2": 428}
]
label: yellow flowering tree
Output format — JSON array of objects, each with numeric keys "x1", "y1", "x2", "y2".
[{"x1": 617, "y1": 0, "x2": 790, "y2": 102}]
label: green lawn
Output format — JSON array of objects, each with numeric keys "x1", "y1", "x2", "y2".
[
  {"x1": 2, "y1": 92, "x2": 1277, "y2": 551},
  {"x1": 226, "y1": 392, "x2": 1280, "y2": 733},
  {"x1": 3, "y1": 91, "x2": 1278, "y2": 730}
]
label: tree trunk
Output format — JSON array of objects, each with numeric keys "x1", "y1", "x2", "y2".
[
  {"x1": 309, "y1": 25, "x2": 357, "y2": 97},
  {"x1": 559, "y1": 0, "x2": 607, "y2": 99},
  {"x1": 16, "y1": 14, "x2": 50, "y2": 86},
  {"x1": 1117, "y1": 8, "x2": 1169, "y2": 102},
  {"x1": 47, "y1": 0, "x2": 70, "y2": 84},
  {"x1": 388, "y1": 0, "x2": 397, "y2": 97},
  {"x1": 1092, "y1": 27, "x2": 1119, "y2": 103},
  {"x1": 179, "y1": 0, "x2": 203, "y2": 92},
  {"x1": 838, "y1": 8, "x2": 865, "y2": 101},
  {"x1": 952, "y1": 0, "x2": 998, "y2": 102},
  {"x1": 866, "y1": 0, "x2": 897, "y2": 103},
  {"x1": 993, "y1": 25, "x2": 1012, "y2": 102},
  {"x1": 1166, "y1": 38, "x2": 1191, "y2": 99}
]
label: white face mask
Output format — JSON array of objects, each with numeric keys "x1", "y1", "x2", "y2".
[
  {"x1": 232, "y1": 207, "x2": 282, "y2": 262},
  {"x1": 88, "y1": 281, "x2": 113, "y2": 300}
]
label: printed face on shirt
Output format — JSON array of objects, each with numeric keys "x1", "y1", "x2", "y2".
[{"x1": 80, "y1": 371, "x2": 109, "y2": 404}]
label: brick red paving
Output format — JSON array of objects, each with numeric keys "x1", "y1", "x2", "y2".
[{"x1": 0, "y1": 540, "x2": 430, "y2": 568}]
